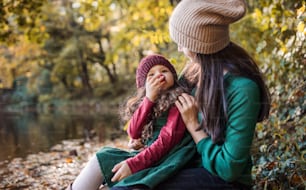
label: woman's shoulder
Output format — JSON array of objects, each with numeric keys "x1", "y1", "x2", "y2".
[
  {"x1": 224, "y1": 74, "x2": 260, "y2": 101},
  {"x1": 225, "y1": 73, "x2": 259, "y2": 90}
]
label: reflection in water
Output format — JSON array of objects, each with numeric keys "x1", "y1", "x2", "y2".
[{"x1": 0, "y1": 111, "x2": 121, "y2": 162}]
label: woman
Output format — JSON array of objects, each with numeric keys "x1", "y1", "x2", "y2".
[{"x1": 112, "y1": 0, "x2": 270, "y2": 189}]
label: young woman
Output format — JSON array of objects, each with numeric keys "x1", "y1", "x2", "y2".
[
  {"x1": 66, "y1": 54, "x2": 196, "y2": 190},
  {"x1": 112, "y1": 0, "x2": 271, "y2": 189}
]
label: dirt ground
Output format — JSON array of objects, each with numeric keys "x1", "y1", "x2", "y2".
[{"x1": 0, "y1": 137, "x2": 128, "y2": 190}]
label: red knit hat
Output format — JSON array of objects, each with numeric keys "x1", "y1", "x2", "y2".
[{"x1": 136, "y1": 54, "x2": 177, "y2": 88}]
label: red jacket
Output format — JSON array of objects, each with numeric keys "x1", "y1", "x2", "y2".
[{"x1": 126, "y1": 97, "x2": 186, "y2": 173}]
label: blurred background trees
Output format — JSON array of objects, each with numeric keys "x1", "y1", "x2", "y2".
[
  {"x1": 0, "y1": 0, "x2": 305, "y2": 189},
  {"x1": 1, "y1": 0, "x2": 178, "y2": 100}
]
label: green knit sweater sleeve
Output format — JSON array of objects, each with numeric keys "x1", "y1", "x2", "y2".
[{"x1": 196, "y1": 76, "x2": 261, "y2": 184}]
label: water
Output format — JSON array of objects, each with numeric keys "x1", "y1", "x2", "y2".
[{"x1": 0, "y1": 110, "x2": 122, "y2": 162}]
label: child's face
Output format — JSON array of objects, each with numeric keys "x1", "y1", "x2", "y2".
[{"x1": 146, "y1": 65, "x2": 175, "y2": 91}]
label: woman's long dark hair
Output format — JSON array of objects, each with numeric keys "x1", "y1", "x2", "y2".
[{"x1": 182, "y1": 42, "x2": 271, "y2": 144}]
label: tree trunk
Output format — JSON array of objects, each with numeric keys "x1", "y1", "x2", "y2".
[
  {"x1": 87, "y1": 36, "x2": 118, "y2": 85},
  {"x1": 78, "y1": 49, "x2": 93, "y2": 96},
  {"x1": 59, "y1": 75, "x2": 73, "y2": 93},
  {"x1": 98, "y1": 62, "x2": 117, "y2": 84}
]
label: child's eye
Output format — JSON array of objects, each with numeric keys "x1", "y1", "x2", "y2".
[
  {"x1": 148, "y1": 73, "x2": 154, "y2": 77},
  {"x1": 162, "y1": 70, "x2": 169, "y2": 73}
]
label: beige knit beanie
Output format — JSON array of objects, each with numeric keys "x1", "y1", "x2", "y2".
[{"x1": 169, "y1": 0, "x2": 247, "y2": 54}]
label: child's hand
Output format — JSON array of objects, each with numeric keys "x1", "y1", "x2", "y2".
[
  {"x1": 111, "y1": 161, "x2": 132, "y2": 182},
  {"x1": 128, "y1": 138, "x2": 145, "y2": 151},
  {"x1": 145, "y1": 74, "x2": 165, "y2": 102}
]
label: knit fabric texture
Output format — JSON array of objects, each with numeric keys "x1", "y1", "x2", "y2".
[
  {"x1": 136, "y1": 54, "x2": 177, "y2": 88},
  {"x1": 169, "y1": 0, "x2": 247, "y2": 54}
]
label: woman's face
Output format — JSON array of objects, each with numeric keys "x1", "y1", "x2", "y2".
[
  {"x1": 178, "y1": 45, "x2": 196, "y2": 61},
  {"x1": 146, "y1": 65, "x2": 175, "y2": 91}
]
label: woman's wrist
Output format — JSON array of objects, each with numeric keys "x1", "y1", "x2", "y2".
[
  {"x1": 186, "y1": 122, "x2": 208, "y2": 144},
  {"x1": 191, "y1": 130, "x2": 208, "y2": 144}
]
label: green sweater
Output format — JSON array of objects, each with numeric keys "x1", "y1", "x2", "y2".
[{"x1": 196, "y1": 73, "x2": 261, "y2": 185}]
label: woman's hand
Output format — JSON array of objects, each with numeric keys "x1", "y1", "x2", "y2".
[
  {"x1": 145, "y1": 74, "x2": 164, "y2": 102},
  {"x1": 111, "y1": 161, "x2": 132, "y2": 182},
  {"x1": 175, "y1": 93, "x2": 208, "y2": 143},
  {"x1": 175, "y1": 93, "x2": 198, "y2": 129}
]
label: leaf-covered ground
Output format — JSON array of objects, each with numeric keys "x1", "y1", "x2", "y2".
[
  {"x1": 0, "y1": 137, "x2": 128, "y2": 190},
  {"x1": 0, "y1": 136, "x2": 305, "y2": 190}
]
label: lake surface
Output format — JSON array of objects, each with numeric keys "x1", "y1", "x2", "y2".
[{"x1": 0, "y1": 110, "x2": 121, "y2": 162}]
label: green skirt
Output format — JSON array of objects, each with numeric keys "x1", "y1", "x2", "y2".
[{"x1": 96, "y1": 133, "x2": 197, "y2": 188}]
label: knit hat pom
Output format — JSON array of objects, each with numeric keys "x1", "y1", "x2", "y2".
[
  {"x1": 169, "y1": 0, "x2": 247, "y2": 54},
  {"x1": 136, "y1": 54, "x2": 177, "y2": 88}
]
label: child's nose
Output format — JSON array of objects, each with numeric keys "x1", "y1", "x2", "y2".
[
  {"x1": 154, "y1": 71, "x2": 161, "y2": 76},
  {"x1": 158, "y1": 74, "x2": 165, "y2": 81}
]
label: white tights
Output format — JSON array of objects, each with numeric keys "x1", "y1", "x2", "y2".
[{"x1": 72, "y1": 155, "x2": 105, "y2": 190}]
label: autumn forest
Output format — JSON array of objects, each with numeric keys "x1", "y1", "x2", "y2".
[{"x1": 0, "y1": 0, "x2": 305, "y2": 189}]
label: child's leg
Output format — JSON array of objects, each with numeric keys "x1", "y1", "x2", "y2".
[{"x1": 72, "y1": 155, "x2": 104, "y2": 190}]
